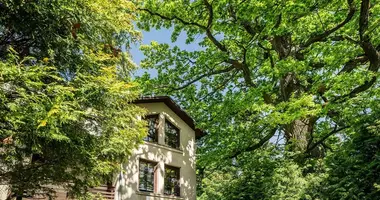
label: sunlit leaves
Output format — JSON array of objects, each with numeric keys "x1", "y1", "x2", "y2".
[{"x1": 0, "y1": 0, "x2": 145, "y2": 198}]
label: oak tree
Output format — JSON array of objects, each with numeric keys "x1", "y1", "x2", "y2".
[
  {"x1": 136, "y1": 0, "x2": 379, "y2": 160},
  {"x1": 135, "y1": 0, "x2": 379, "y2": 198}
]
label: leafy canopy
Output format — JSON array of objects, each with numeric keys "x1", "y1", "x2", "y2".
[
  {"x1": 0, "y1": 0, "x2": 146, "y2": 198},
  {"x1": 134, "y1": 0, "x2": 379, "y2": 199}
]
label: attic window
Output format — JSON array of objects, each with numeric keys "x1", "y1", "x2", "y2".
[
  {"x1": 144, "y1": 114, "x2": 159, "y2": 143},
  {"x1": 164, "y1": 120, "x2": 180, "y2": 149}
]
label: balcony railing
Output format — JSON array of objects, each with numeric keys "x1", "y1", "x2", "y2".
[{"x1": 22, "y1": 185, "x2": 115, "y2": 200}]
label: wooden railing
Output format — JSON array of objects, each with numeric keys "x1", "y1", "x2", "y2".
[
  {"x1": 88, "y1": 186, "x2": 115, "y2": 200},
  {"x1": 23, "y1": 185, "x2": 115, "y2": 200}
]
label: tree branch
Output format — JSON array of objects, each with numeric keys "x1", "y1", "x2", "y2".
[
  {"x1": 224, "y1": 59, "x2": 256, "y2": 87},
  {"x1": 305, "y1": 125, "x2": 348, "y2": 154},
  {"x1": 301, "y1": 0, "x2": 356, "y2": 48},
  {"x1": 333, "y1": 0, "x2": 380, "y2": 101},
  {"x1": 229, "y1": 128, "x2": 277, "y2": 158},
  {"x1": 200, "y1": 70, "x2": 238, "y2": 101},
  {"x1": 338, "y1": 55, "x2": 368, "y2": 74},
  {"x1": 228, "y1": 5, "x2": 260, "y2": 38},
  {"x1": 359, "y1": 0, "x2": 370, "y2": 40},
  {"x1": 139, "y1": 6, "x2": 226, "y2": 53},
  {"x1": 138, "y1": 8, "x2": 207, "y2": 30},
  {"x1": 202, "y1": 0, "x2": 227, "y2": 52},
  {"x1": 168, "y1": 65, "x2": 235, "y2": 92},
  {"x1": 140, "y1": 4, "x2": 255, "y2": 88},
  {"x1": 330, "y1": 35, "x2": 361, "y2": 45},
  {"x1": 346, "y1": 77, "x2": 377, "y2": 98},
  {"x1": 358, "y1": 0, "x2": 379, "y2": 69}
]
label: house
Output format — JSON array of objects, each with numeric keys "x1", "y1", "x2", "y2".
[
  {"x1": 0, "y1": 96, "x2": 203, "y2": 200},
  {"x1": 117, "y1": 96, "x2": 204, "y2": 200}
]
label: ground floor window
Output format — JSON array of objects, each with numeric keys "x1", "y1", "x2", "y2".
[
  {"x1": 164, "y1": 165, "x2": 180, "y2": 196},
  {"x1": 139, "y1": 160, "x2": 156, "y2": 192}
]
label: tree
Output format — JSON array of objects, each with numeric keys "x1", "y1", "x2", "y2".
[
  {"x1": 320, "y1": 119, "x2": 380, "y2": 199},
  {"x1": 0, "y1": 0, "x2": 146, "y2": 199},
  {"x1": 197, "y1": 148, "x2": 321, "y2": 200},
  {"x1": 135, "y1": 0, "x2": 379, "y2": 162},
  {"x1": 134, "y1": 0, "x2": 379, "y2": 198}
]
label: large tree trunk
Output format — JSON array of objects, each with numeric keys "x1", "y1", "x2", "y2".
[
  {"x1": 273, "y1": 35, "x2": 323, "y2": 158},
  {"x1": 284, "y1": 119, "x2": 310, "y2": 152},
  {"x1": 283, "y1": 118, "x2": 323, "y2": 157},
  {"x1": 279, "y1": 73, "x2": 323, "y2": 157}
]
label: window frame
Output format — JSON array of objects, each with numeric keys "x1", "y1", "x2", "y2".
[
  {"x1": 138, "y1": 159, "x2": 157, "y2": 193},
  {"x1": 164, "y1": 119, "x2": 180, "y2": 149},
  {"x1": 143, "y1": 114, "x2": 159, "y2": 143},
  {"x1": 164, "y1": 165, "x2": 181, "y2": 197}
]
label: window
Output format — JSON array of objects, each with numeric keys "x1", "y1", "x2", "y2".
[
  {"x1": 139, "y1": 160, "x2": 156, "y2": 192},
  {"x1": 31, "y1": 154, "x2": 45, "y2": 163},
  {"x1": 164, "y1": 120, "x2": 180, "y2": 149},
  {"x1": 144, "y1": 115, "x2": 159, "y2": 143},
  {"x1": 164, "y1": 166, "x2": 180, "y2": 196}
]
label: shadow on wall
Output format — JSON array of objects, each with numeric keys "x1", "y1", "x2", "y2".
[
  {"x1": 182, "y1": 138, "x2": 196, "y2": 199},
  {"x1": 116, "y1": 138, "x2": 196, "y2": 200},
  {"x1": 186, "y1": 138, "x2": 196, "y2": 169}
]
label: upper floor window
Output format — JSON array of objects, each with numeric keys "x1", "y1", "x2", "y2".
[
  {"x1": 164, "y1": 120, "x2": 180, "y2": 149},
  {"x1": 144, "y1": 114, "x2": 159, "y2": 143},
  {"x1": 139, "y1": 160, "x2": 156, "y2": 192},
  {"x1": 164, "y1": 165, "x2": 180, "y2": 196}
]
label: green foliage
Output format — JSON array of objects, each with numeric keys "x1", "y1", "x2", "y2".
[
  {"x1": 134, "y1": 0, "x2": 379, "y2": 199},
  {"x1": 0, "y1": 0, "x2": 140, "y2": 73},
  {"x1": 0, "y1": 0, "x2": 146, "y2": 198},
  {"x1": 0, "y1": 55, "x2": 146, "y2": 198},
  {"x1": 320, "y1": 119, "x2": 380, "y2": 199},
  {"x1": 198, "y1": 148, "x2": 326, "y2": 200}
]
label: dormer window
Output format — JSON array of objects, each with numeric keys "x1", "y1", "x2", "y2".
[
  {"x1": 144, "y1": 114, "x2": 159, "y2": 143},
  {"x1": 164, "y1": 120, "x2": 180, "y2": 149}
]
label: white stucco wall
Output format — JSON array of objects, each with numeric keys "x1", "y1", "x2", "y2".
[
  {"x1": 0, "y1": 185, "x2": 9, "y2": 200},
  {"x1": 115, "y1": 102, "x2": 197, "y2": 200}
]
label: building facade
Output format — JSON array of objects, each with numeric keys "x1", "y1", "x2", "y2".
[{"x1": 116, "y1": 97, "x2": 201, "y2": 200}]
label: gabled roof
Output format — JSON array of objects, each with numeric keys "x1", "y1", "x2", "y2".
[{"x1": 133, "y1": 96, "x2": 205, "y2": 139}]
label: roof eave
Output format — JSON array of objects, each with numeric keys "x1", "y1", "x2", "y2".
[{"x1": 133, "y1": 96, "x2": 206, "y2": 139}]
